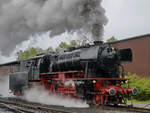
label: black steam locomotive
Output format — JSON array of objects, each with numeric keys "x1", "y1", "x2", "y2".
[
  {"x1": 9, "y1": 41, "x2": 136, "y2": 106},
  {"x1": 40, "y1": 41, "x2": 132, "y2": 77}
]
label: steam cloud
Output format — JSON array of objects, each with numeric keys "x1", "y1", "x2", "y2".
[
  {"x1": 0, "y1": 75, "x2": 13, "y2": 97},
  {"x1": 0, "y1": 0, "x2": 107, "y2": 55},
  {"x1": 23, "y1": 85, "x2": 89, "y2": 108},
  {"x1": 0, "y1": 75, "x2": 88, "y2": 107}
]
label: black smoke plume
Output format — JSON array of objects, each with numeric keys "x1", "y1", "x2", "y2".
[{"x1": 0, "y1": 0, "x2": 107, "y2": 55}]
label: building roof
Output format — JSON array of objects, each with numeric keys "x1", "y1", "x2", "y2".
[
  {"x1": 0, "y1": 61, "x2": 19, "y2": 66},
  {"x1": 109, "y1": 34, "x2": 150, "y2": 44}
]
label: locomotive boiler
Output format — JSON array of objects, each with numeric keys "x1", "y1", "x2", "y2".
[
  {"x1": 9, "y1": 41, "x2": 137, "y2": 106},
  {"x1": 41, "y1": 41, "x2": 132, "y2": 77}
]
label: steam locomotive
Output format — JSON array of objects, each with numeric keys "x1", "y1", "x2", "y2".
[{"x1": 9, "y1": 41, "x2": 137, "y2": 106}]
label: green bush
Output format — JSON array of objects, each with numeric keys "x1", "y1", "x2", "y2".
[{"x1": 125, "y1": 73, "x2": 150, "y2": 101}]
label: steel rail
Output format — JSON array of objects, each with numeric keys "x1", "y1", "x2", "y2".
[
  {"x1": 102, "y1": 105, "x2": 150, "y2": 113},
  {"x1": 0, "y1": 98, "x2": 72, "y2": 113},
  {"x1": 0, "y1": 97, "x2": 150, "y2": 113},
  {"x1": 0, "y1": 102, "x2": 34, "y2": 113}
]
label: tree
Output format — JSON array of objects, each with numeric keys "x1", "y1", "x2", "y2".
[
  {"x1": 55, "y1": 42, "x2": 69, "y2": 52},
  {"x1": 17, "y1": 47, "x2": 44, "y2": 60},
  {"x1": 16, "y1": 36, "x2": 89, "y2": 60},
  {"x1": 55, "y1": 38, "x2": 87, "y2": 52},
  {"x1": 106, "y1": 36, "x2": 118, "y2": 43},
  {"x1": 124, "y1": 73, "x2": 150, "y2": 101},
  {"x1": 70, "y1": 40, "x2": 78, "y2": 47},
  {"x1": 46, "y1": 47, "x2": 54, "y2": 53}
]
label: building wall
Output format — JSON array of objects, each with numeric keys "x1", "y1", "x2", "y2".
[
  {"x1": 0, "y1": 35, "x2": 150, "y2": 77},
  {"x1": 0, "y1": 66, "x2": 11, "y2": 76},
  {"x1": 112, "y1": 35, "x2": 150, "y2": 77},
  {"x1": 0, "y1": 65, "x2": 19, "y2": 76}
]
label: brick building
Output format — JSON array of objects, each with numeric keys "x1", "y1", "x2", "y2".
[
  {"x1": 112, "y1": 34, "x2": 150, "y2": 77},
  {"x1": 0, "y1": 61, "x2": 19, "y2": 76},
  {"x1": 0, "y1": 34, "x2": 150, "y2": 77}
]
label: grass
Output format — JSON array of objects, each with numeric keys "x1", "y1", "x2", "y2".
[
  {"x1": 127, "y1": 99, "x2": 150, "y2": 104},
  {"x1": 123, "y1": 73, "x2": 150, "y2": 104}
]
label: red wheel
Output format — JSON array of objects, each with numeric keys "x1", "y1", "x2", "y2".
[
  {"x1": 50, "y1": 84, "x2": 56, "y2": 93},
  {"x1": 93, "y1": 95, "x2": 100, "y2": 106}
]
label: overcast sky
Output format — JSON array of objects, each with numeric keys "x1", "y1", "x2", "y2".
[
  {"x1": 103, "y1": 0, "x2": 150, "y2": 40},
  {"x1": 1, "y1": 0, "x2": 150, "y2": 63},
  {"x1": 34, "y1": 0, "x2": 150, "y2": 49},
  {"x1": 35, "y1": 0, "x2": 150, "y2": 46}
]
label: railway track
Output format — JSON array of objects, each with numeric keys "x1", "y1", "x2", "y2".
[
  {"x1": 0, "y1": 97, "x2": 150, "y2": 113},
  {"x1": 102, "y1": 105, "x2": 150, "y2": 113},
  {"x1": 0, "y1": 97, "x2": 72, "y2": 113}
]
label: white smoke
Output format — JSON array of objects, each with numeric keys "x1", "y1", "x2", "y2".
[
  {"x1": 0, "y1": 75, "x2": 13, "y2": 97},
  {"x1": 23, "y1": 85, "x2": 89, "y2": 108},
  {"x1": 0, "y1": 0, "x2": 107, "y2": 55},
  {"x1": 64, "y1": 80, "x2": 75, "y2": 87}
]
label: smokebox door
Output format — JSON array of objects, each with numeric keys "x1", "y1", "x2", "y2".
[{"x1": 119, "y1": 48, "x2": 132, "y2": 62}]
